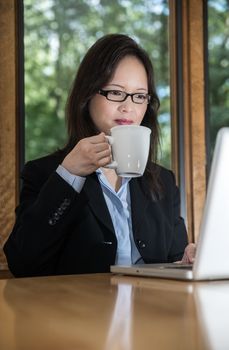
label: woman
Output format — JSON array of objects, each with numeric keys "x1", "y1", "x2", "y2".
[{"x1": 4, "y1": 34, "x2": 195, "y2": 277}]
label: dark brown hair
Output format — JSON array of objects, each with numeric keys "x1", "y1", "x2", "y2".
[{"x1": 64, "y1": 33, "x2": 161, "y2": 195}]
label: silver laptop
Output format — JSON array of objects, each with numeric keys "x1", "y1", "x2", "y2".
[{"x1": 111, "y1": 127, "x2": 229, "y2": 280}]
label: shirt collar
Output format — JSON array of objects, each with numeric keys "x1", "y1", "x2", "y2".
[
  {"x1": 96, "y1": 168, "x2": 131, "y2": 184},
  {"x1": 96, "y1": 169, "x2": 131, "y2": 198}
]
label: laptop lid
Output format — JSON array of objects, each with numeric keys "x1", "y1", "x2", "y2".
[
  {"x1": 193, "y1": 127, "x2": 229, "y2": 279},
  {"x1": 111, "y1": 127, "x2": 229, "y2": 281}
]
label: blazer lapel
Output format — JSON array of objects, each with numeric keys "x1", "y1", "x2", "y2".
[
  {"x1": 83, "y1": 173, "x2": 115, "y2": 234},
  {"x1": 83, "y1": 175, "x2": 152, "y2": 241}
]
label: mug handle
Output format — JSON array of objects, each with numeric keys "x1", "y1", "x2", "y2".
[{"x1": 104, "y1": 135, "x2": 117, "y2": 169}]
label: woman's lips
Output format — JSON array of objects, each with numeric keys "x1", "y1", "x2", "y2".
[{"x1": 114, "y1": 119, "x2": 133, "y2": 125}]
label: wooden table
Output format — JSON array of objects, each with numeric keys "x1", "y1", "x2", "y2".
[{"x1": 0, "y1": 273, "x2": 229, "y2": 350}]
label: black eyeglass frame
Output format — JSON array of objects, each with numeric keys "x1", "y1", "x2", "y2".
[{"x1": 98, "y1": 89, "x2": 151, "y2": 104}]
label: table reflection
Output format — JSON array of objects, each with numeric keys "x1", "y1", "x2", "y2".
[
  {"x1": 1, "y1": 274, "x2": 229, "y2": 350},
  {"x1": 195, "y1": 283, "x2": 229, "y2": 350},
  {"x1": 111, "y1": 275, "x2": 229, "y2": 350},
  {"x1": 110, "y1": 276, "x2": 199, "y2": 350},
  {"x1": 105, "y1": 284, "x2": 133, "y2": 350}
]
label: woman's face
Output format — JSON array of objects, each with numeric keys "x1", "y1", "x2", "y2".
[{"x1": 89, "y1": 55, "x2": 148, "y2": 135}]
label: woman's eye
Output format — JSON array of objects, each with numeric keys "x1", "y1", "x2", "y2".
[
  {"x1": 110, "y1": 90, "x2": 122, "y2": 96},
  {"x1": 136, "y1": 94, "x2": 146, "y2": 100}
]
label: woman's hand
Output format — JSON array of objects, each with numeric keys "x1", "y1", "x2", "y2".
[
  {"x1": 181, "y1": 243, "x2": 196, "y2": 264},
  {"x1": 61, "y1": 132, "x2": 112, "y2": 176}
]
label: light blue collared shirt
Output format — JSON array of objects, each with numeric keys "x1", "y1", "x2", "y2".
[
  {"x1": 56, "y1": 165, "x2": 142, "y2": 265},
  {"x1": 56, "y1": 165, "x2": 86, "y2": 192},
  {"x1": 96, "y1": 169, "x2": 142, "y2": 265}
]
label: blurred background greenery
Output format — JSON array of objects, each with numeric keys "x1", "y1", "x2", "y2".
[
  {"x1": 24, "y1": 0, "x2": 171, "y2": 166},
  {"x1": 208, "y1": 0, "x2": 229, "y2": 156},
  {"x1": 24, "y1": 0, "x2": 229, "y2": 167}
]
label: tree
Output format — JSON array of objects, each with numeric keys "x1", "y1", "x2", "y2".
[
  {"x1": 24, "y1": 0, "x2": 170, "y2": 166},
  {"x1": 208, "y1": 0, "x2": 229, "y2": 156}
]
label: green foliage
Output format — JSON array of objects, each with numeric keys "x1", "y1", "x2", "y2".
[
  {"x1": 208, "y1": 0, "x2": 229, "y2": 155},
  {"x1": 24, "y1": 0, "x2": 171, "y2": 167},
  {"x1": 24, "y1": 0, "x2": 229, "y2": 169}
]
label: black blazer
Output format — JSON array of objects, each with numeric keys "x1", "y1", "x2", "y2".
[{"x1": 4, "y1": 152, "x2": 188, "y2": 277}]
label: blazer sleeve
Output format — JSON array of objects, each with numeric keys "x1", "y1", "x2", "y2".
[{"x1": 4, "y1": 159, "x2": 88, "y2": 277}]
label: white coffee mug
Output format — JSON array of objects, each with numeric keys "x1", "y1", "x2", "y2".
[{"x1": 105, "y1": 125, "x2": 151, "y2": 177}]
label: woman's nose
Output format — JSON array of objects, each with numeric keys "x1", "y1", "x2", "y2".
[{"x1": 118, "y1": 96, "x2": 134, "y2": 112}]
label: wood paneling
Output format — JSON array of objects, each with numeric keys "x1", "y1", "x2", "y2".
[
  {"x1": 170, "y1": 0, "x2": 207, "y2": 242},
  {"x1": 0, "y1": 0, "x2": 18, "y2": 269}
]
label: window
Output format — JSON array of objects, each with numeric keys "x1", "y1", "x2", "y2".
[
  {"x1": 208, "y1": 0, "x2": 229, "y2": 157},
  {"x1": 24, "y1": 0, "x2": 171, "y2": 167}
]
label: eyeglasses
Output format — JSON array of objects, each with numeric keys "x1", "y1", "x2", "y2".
[{"x1": 98, "y1": 89, "x2": 151, "y2": 104}]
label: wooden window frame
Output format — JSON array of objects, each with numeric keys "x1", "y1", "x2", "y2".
[
  {"x1": 170, "y1": 0, "x2": 207, "y2": 242},
  {"x1": 0, "y1": 0, "x2": 21, "y2": 269},
  {"x1": 0, "y1": 0, "x2": 207, "y2": 269}
]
